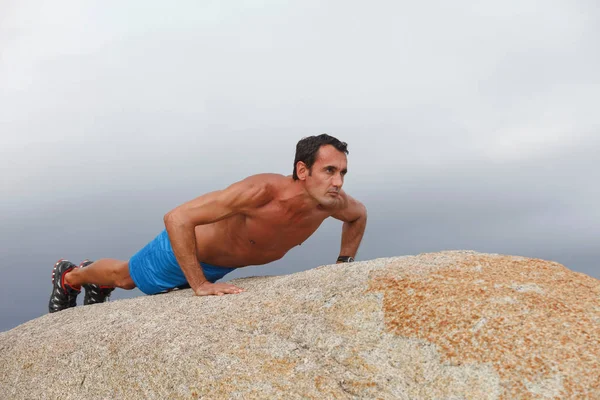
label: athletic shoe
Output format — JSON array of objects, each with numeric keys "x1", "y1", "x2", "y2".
[
  {"x1": 80, "y1": 259, "x2": 115, "y2": 305},
  {"x1": 48, "y1": 259, "x2": 80, "y2": 313}
]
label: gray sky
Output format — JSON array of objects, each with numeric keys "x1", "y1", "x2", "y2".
[{"x1": 1, "y1": 0, "x2": 599, "y2": 331}]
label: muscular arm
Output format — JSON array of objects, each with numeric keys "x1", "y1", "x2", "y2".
[
  {"x1": 332, "y1": 192, "x2": 367, "y2": 261},
  {"x1": 163, "y1": 177, "x2": 273, "y2": 294}
]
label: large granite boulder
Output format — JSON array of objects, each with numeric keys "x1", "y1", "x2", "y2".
[{"x1": 1, "y1": 251, "x2": 598, "y2": 399}]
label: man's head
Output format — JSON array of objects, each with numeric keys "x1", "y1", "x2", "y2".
[
  {"x1": 294, "y1": 134, "x2": 349, "y2": 207},
  {"x1": 293, "y1": 134, "x2": 349, "y2": 180}
]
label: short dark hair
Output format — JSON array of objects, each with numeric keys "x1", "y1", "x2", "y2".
[{"x1": 293, "y1": 134, "x2": 349, "y2": 180}]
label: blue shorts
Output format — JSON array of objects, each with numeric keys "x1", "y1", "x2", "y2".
[{"x1": 128, "y1": 229, "x2": 237, "y2": 295}]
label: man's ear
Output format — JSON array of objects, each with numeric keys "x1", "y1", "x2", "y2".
[{"x1": 296, "y1": 161, "x2": 308, "y2": 180}]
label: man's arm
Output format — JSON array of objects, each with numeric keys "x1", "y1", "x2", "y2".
[
  {"x1": 163, "y1": 177, "x2": 273, "y2": 295},
  {"x1": 331, "y1": 192, "x2": 367, "y2": 262}
]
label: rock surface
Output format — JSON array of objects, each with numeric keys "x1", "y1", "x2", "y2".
[{"x1": 1, "y1": 251, "x2": 599, "y2": 399}]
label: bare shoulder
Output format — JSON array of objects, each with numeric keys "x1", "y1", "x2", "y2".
[
  {"x1": 235, "y1": 173, "x2": 286, "y2": 194},
  {"x1": 242, "y1": 173, "x2": 288, "y2": 185},
  {"x1": 222, "y1": 173, "x2": 284, "y2": 208},
  {"x1": 223, "y1": 174, "x2": 274, "y2": 206},
  {"x1": 331, "y1": 190, "x2": 367, "y2": 223}
]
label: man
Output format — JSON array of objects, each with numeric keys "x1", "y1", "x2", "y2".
[{"x1": 49, "y1": 134, "x2": 367, "y2": 312}]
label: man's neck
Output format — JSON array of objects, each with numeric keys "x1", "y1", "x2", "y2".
[{"x1": 282, "y1": 177, "x2": 320, "y2": 213}]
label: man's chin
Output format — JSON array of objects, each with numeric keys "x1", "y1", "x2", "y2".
[{"x1": 319, "y1": 196, "x2": 339, "y2": 208}]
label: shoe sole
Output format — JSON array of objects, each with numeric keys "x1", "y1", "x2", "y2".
[
  {"x1": 49, "y1": 259, "x2": 78, "y2": 313},
  {"x1": 51, "y1": 258, "x2": 67, "y2": 286}
]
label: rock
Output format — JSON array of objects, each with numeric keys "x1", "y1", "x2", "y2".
[{"x1": 1, "y1": 251, "x2": 598, "y2": 399}]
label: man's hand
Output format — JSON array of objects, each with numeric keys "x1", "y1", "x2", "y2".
[{"x1": 194, "y1": 281, "x2": 244, "y2": 296}]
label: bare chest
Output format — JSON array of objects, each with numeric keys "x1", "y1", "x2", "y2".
[{"x1": 243, "y1": 203, "x2": 328, "y2": 252}]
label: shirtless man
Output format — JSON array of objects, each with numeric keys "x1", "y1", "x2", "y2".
[{"x1": 49, "y1": 134, "x2": 367, "y2": 312}]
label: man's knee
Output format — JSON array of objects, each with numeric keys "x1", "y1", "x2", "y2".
[
  {"x1": 117, "y1": 279, "x2": 136, "y2": 290},
  {"x1": 114, "y1": 262, "x2": 136, "y2": 290}
]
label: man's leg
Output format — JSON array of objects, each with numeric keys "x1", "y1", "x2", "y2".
[{"x1": 64, "y1": 259, "x2": 136, "y2": 290}]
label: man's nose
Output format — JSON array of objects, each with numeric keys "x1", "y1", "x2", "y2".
[{"x1": 333, "y1": 173, "x2": 343, "y2": 187}]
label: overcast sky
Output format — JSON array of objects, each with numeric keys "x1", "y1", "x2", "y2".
[{"x1": 1, "y1": 0, "x2": 598, "y2": 332}]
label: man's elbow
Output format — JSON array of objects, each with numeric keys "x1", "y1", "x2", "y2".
[
  {"x1": 350, "y1": 203, "x2": 367, "y2": 224},
  {"x1": 359, "y1": 203, "x2": 368, "y2": 223},
  {"x1": 164, "y1": 209, "x2": 188, "y2": 229}
]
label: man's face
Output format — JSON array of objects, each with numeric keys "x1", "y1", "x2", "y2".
[{"x1": 303, "y1": 145, "x2": 348, "y2": 208}]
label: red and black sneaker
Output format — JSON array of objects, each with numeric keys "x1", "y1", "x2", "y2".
[
  {"x1": 48, "y1": 259, "x2": 81, "y2": 313},
  {"x1": 79, "y1": 260, "x2": 115, "y2": 305}
]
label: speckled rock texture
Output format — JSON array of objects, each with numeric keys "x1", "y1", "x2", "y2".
[{"x1": 1, "y1": 251, "x2": 598, "y2": 399}]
